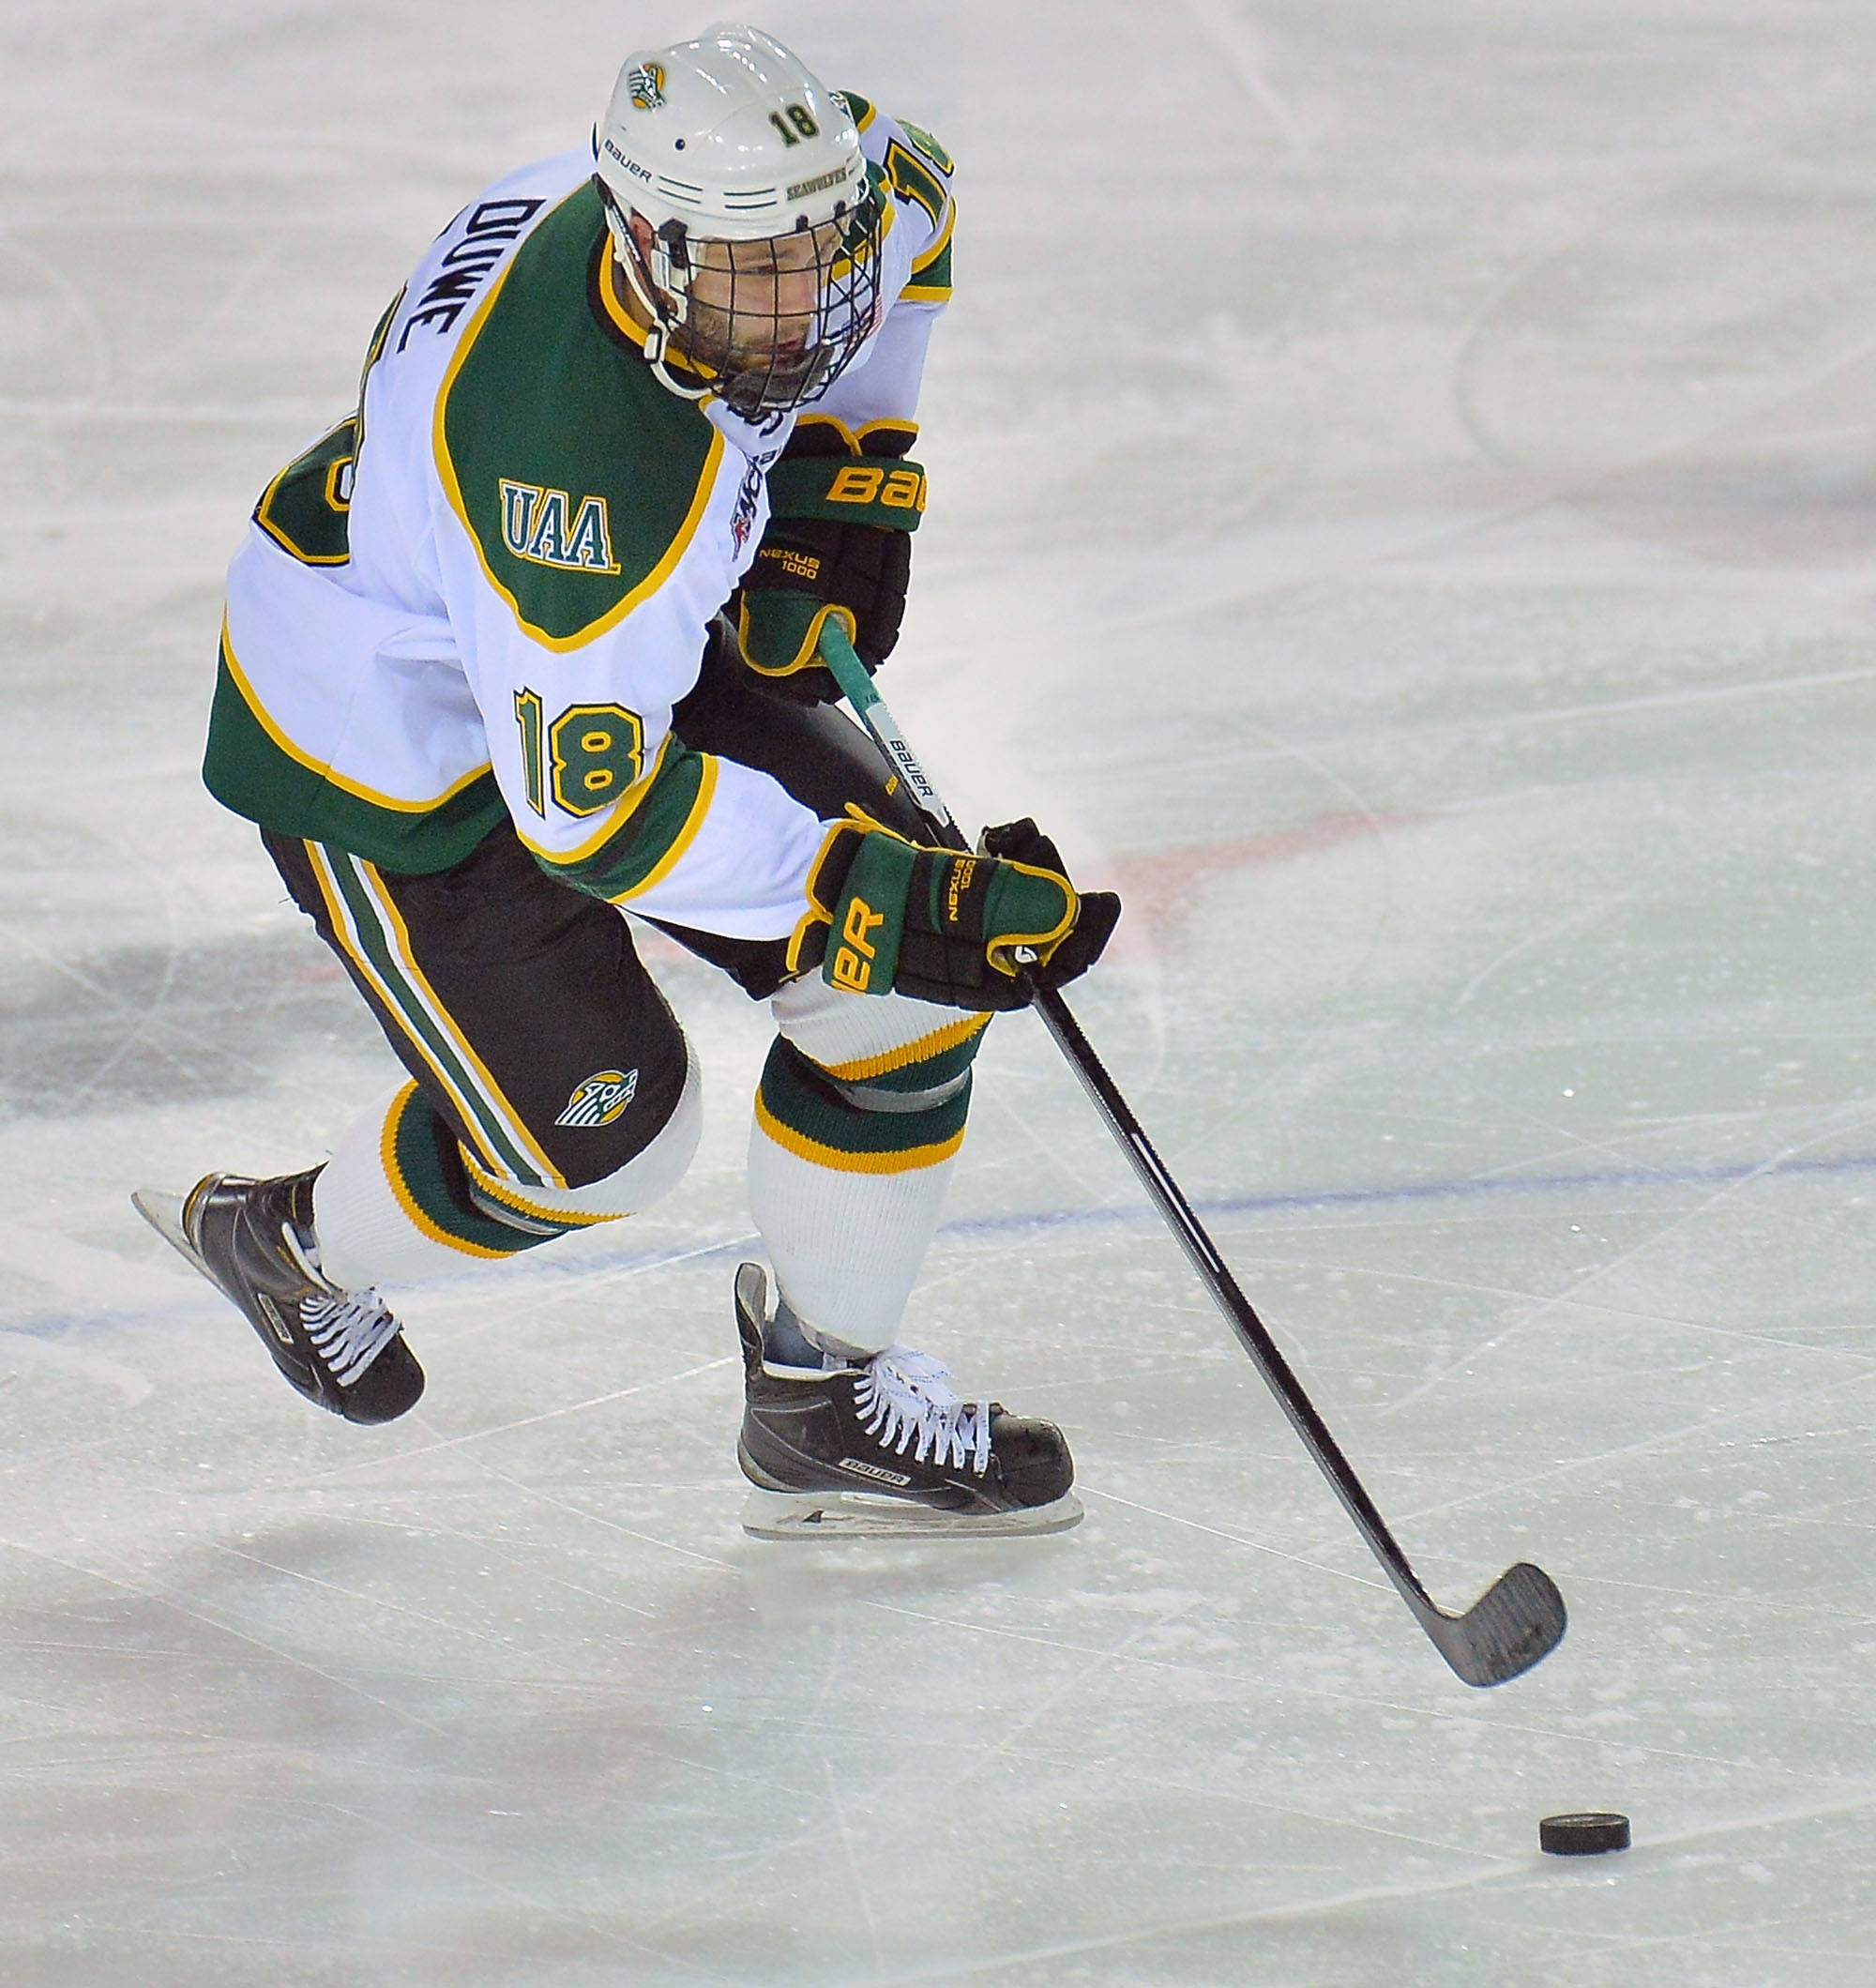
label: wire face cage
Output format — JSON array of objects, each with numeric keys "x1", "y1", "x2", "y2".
[{"x1": 600, "y1": 177, "x2": 886, "y2": 422}]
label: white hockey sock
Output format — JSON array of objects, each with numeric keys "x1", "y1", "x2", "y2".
[
  {"x1": 749, "y1": 979, "x2": 986, "y2": 1354},
  {"x1": 747, "y1": 1119, "x2": 957, "y2": 1354}
]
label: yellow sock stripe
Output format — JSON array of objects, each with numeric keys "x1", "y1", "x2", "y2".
[
  {"x1": 305, "y1": 843, "x2": 529, "y2": 1186},
  {"x1": 753, "y1": 1091, "x2": 965, "y2": 1175},
  {"x1": 820, "y1": 1011, "x2": 991, "y2": 1084},
  {"x1": 378, "y1": 1082, "x2": 513, "y2": 1260},
  {"x1": 459, "y1": 1148, "x2": 623, "y2": 1229},
  {"x1": 355, "y1": 857, "x2": 567, "y2": 1190}
]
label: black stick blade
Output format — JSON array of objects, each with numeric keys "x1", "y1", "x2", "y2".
[{"x1": 1422, "y1": 1562, "x2": 1566, "y2": 1687}]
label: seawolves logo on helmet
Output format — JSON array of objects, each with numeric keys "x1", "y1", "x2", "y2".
[
  {"x1": 786, "y1": 163, "x2": 851, "y2": 203},
  {"x1": 555, "y1": 1069, "x2": 641, "y2": 1128},
  {"x1": 628, "y1": 63, "x2": 665, "y2": 111}
]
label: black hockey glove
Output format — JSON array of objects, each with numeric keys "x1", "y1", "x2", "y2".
[
  {"x1": 734, "y1": 420, "x2": 924, "y2": 706},
  {"x1": 791, "y1": 816, "x2": 1121, "y2": 1011}
]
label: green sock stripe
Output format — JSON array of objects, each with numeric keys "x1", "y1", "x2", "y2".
[
  {"x1": 836, "y1": 1025, "x2": 985, "y2": 1095},
  {"x1": 388, "y1": 1086, "x2": 553, "y2": 1257},
  {"x1": 759, "y1": 1037, "x2": 971, "y2": 1157}
]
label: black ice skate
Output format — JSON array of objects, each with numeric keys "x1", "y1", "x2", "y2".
[
  {"x1": 734, "y1": 1262, "x2": 1081, "y2": 1539},
  {"x1": 132, "y1": 1170, "x2": 423, "y2": 1424}
]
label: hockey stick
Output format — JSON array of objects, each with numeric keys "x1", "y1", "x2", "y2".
[{"x1": 815, "y1": 624, "x2": 1566, "y2": 1687}]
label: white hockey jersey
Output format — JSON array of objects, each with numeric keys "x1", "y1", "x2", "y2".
[{"x1": 205, "y1": 93, "x2": 955, "y2": 941}]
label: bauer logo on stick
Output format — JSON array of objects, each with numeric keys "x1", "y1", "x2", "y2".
[{"x1": 555, "y1": 1069, "x2": 641, "y2": 1128}]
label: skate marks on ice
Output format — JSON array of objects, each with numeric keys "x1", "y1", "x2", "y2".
[
  {"x1": 1456, "y1": 170, "x2": 1876, "y2": 570},
  {"x1": 0, "y1": 918, "x2": 372, "y2": 1119}
]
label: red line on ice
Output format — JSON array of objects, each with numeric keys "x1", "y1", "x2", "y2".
[{"x1": 1092, "y1": 810, "x2": 1416, "y2": 955}]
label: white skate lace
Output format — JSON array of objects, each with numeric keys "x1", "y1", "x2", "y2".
[
  {"x1": 853, "y1": 1348, "x2": 992, "y2": 1476},
  {"x1": 278, "y1": 1221, "x2": 401, "y2": 1389},
  {"x1": 298, "y1": 1287, "x2": 401, "y2": 1388}
]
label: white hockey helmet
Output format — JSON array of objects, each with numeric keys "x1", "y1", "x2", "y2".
[{"x1": 593, "y1": 23, "x2": 884, "y2": 421}]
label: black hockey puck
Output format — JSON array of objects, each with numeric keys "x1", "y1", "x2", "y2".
[{"x1": 1539, "y1": 1812, "x2": 1630, "y2": 1856}]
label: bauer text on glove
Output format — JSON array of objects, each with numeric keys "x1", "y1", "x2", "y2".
[
  {"x1": 788, "y1": 817, "x2": 1121, "y2": 1010},
  {"x1": 734, "y1": 419, "x2": 923, "y2": 705}
]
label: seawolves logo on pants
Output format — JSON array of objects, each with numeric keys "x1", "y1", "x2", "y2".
[{"x1": 554, "y1": 1068, "x2": 641, "y2": 1128}]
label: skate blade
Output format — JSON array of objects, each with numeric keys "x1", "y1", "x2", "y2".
[
  {"x1": 741, "y1": 1488, "x2": 1083, "y2": 1541},
  {"x1": 131, "y1": 1188, "x2": 212, "y2": 1282}
]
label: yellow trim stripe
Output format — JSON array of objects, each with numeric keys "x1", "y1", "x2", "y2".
[
  {"x1": 909, "y1": 201, "x2": 955, "y2": 276},
  {"x1": 784, "y1": 816, "x2": 855, "y2": 977},
  {"x1": 899, "y1": 281, "x2": 953, "y2": 306},
  {"x1": 220, "y1": 621, "x2": 492, "y2": 813},
  {"x1": 357, "y1": 856, "x2": 567, "y2": 1189},
  {"x1": 597, "y1": 247, "x2": 728, "y2": 403},
  {"x1": 822, "y1": 1011, "x2": 990, "y2": 1083},
  {"x1": 252, "y1": 418, "x2": 353, "y2": 566},
  {"x1": 597, "y1": 245, "x2": 649, "y2": 347},
  {"x1": 381, "y1": 1084, "x2": 511, "y2": 1259},
  {"x1": 460, "y1": 1149, "x2": 621, "y2": 1229},
  {"x1": 983, "y1": 860, "x2": 1079, "y2": 977},
  {"x1": 610, "y1": 751, "x2": 719, "y2": 903},
  {"x1": 432, "y1": 203, "x2": 728, "y2": 654},
  {"x1": 754, "y1": 1092, "x2": 965, "y2": 1175},
  {"x1": 514, "y1": 730, "x2": 676, "y2": 867},
  {"x1": 790, "y1": 415, "x2": 922, "y2": 455},
  {"x1": 738, "y1": 597, "x2": 856, "y2": 678},
  {"x1": 306, "y1": 844, "x2": 560, "y2": 1189}
]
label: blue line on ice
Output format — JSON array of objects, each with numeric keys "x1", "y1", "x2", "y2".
[
  {"x1": 25, "y1": 1146, "x2": 1866, "y2": 1346},
  {"x1": 469, "y1": 1143, "x2": 1876, "y2": 1276},
  {"x1": 941, "y1": 1146, "x2": 1876, "y2": 1238}
]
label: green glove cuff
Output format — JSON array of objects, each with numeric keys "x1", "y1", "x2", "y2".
[
  {"x1": 976, "y1": 860, "x2": 1080, "y2": 976},
  {"x1": 737, "y1": 592, "x2": 856, "y2": 677}
]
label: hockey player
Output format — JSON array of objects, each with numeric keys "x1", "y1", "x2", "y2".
[{"x1": 138, "y1": 24, "x2": 1118, "y2": 1537}]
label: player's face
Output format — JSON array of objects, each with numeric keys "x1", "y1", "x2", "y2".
[
  {"x1": 616, "y1": 200, "x2": 882, "y2": 417},
  {"x1": 681, "y1": 224, "x2": 839, "y2": 377}
]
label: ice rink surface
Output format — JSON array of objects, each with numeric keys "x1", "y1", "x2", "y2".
[{"x1": 5, "y1": 0, "x2": 1876, "y2": 1980}]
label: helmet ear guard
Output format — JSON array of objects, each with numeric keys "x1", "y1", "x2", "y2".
[{"x1": 592, "y1": 177, "x2": 711, "y2": 397}]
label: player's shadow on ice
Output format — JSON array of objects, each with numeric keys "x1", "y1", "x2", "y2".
[{"x1": 0, "y1": 929, "x2": 376, "y2": 1117}]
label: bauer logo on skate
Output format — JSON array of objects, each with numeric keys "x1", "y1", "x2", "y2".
[
  {"x1": 498, "y1": 481, "x2": 621, "y2": 573},
  {"x1": 553, "y1": 1069, "x2": 641, "y2": 1128},
  {"x1": 839, "y1": 1456, "x2": 913, "y2": 1486}
]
